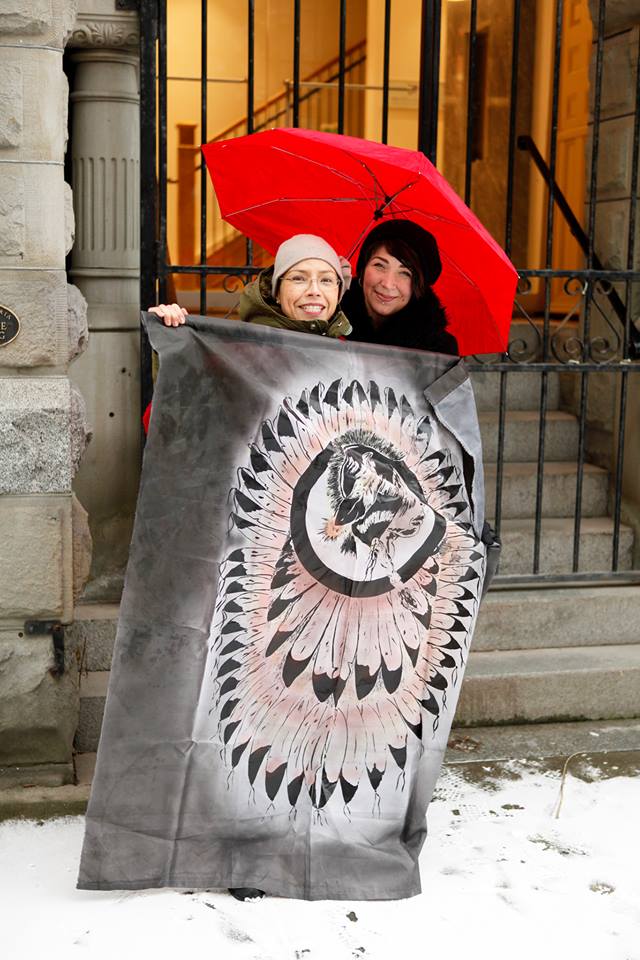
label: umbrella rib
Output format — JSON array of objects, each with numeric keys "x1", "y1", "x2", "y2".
[
  {"x1": 223, "y1": 196, "x2": 382, "y2": 218},
  {"x1": 438, "y1": 248, "x2": 480, "y2": 288},
  {"x1": 374, "y1": 179, "x2": 420, "y2": 215},
  {"x1": 390, "y1": 203, "x2": 474, "y2": 230},
  {"x1": 346, "y1": 220, "x2": 378, "y2": 261},
  {"x1": 270, "y1": 146, "x2": 374, "y2": 199}
]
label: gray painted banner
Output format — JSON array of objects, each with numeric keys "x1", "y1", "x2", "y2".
[{"x1": 78, "y1": 313, "x2": 488, "y2": 900}]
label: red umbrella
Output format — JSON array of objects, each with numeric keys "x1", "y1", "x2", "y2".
[{"x1": 202, "y1": 128, "x2": 518, "y2": 356}]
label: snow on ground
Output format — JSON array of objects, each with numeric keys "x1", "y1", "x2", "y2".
[{"x1": 2, "y1": 761, "x2": 638, "y2": 960}]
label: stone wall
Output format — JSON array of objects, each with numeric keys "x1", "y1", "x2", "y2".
[
  {"x1": 585, "y1": 2, "x2": 640, "y2": 565},
  {"x1": 0, "y1": 0, "x2": 91, "y2": 784},
  {"x1": 67, "y1": 0, "x2": 141, "y2": 601}
]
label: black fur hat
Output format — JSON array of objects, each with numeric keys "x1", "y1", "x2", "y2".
[{"x1": 355, "y1": 219, "x2": 442, "y2": 286}]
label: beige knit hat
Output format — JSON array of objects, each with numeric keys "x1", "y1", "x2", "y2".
[{"x1": 271, "y1": 234, "x2": 351, "y2": 300}]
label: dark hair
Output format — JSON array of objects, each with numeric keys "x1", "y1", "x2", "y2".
[
  {"x1": 359, "y1": 237, "x2": 426, "y2": 300},
  {"x1": 356, "y1": 220, "x2": 443, "y2": 297}
]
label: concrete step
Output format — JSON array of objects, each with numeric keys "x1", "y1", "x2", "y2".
[
  {"x1": 479, "y1": 410, "x2": 578, "y2": 462},
  {"x1": 77, "y1": 633, "x2": 640, "y2": 753},
  {"x1": 76, "y1": 670, "x2": 109, "y2": 754},
  {"x1": 484, "y1": 461, "x2": 608, "y2": 519},
  {"x1": 10, "y1": 714, "x2": 640, "y2": 821},
  {"x1": 70, "y1": 585, "x2": 640, "y2": 677},
  {"x1": 497, "y1": 517, "x2": 634, "y2": 575},
  {"x1": 470, "y1": 369, "x2": 560, "y2": 412},
  {"x1": 445, "y1": 717, "x2": 640, "y2": 763},
  {"x1": 455, "y1": 643, "x2": 640, "y2": 726},
  {"x1": 473, "y1": 586, "x2": 640, "y2": 652}
]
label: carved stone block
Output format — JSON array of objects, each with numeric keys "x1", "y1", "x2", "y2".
[
  {"x1": 594, "y1": 116, "x2": 636, "y2": 200},
  {"x1": 0, "y1": 270, "x2": 69, "y2": 367},
  {"x1": 589, "y1": 0, "x2": 640, "y2": 36},
  {"x1": 72, "y1": 491, "x2": 92, "y2": 602},
  {"x1": 0, "y1": 628, "x2": 80, "y2": 766},
  {"x1": 66, "y1": 281, "x2": 89, "y2": 362},
  {"x1": 0, "y1": 377, "x2": 90, "y2": 494},
  {"x1": 0, "y1": 172, "x2": 25, "y2": 256},
  {"x1": 64, "y1": 179, "x2": 75, "y2": 255},
  {"x1": 591, "y1": 28, "x2": 639, "y2": 119},
  {"x1": 0, "y1": 0, "x2": 52, "y2": 36},
  {"x1": 69, "y1": 1, "x2": 138, "y2": 49},
  {"x1": 594, "y1": 199, "x2": 640, "y2": 271},
  {"x1": 0, "y1": 49, "x2": 67, "y2": 162},
  {"x1": 0, "y1": 64, "x2": 23, "y2": 148},
  {"x1": 0, "y1": 495, "x2": 74, "y2": 620},
  {"x1": 0, "y1": 0, "x2": 79, "y2": 49},
  {"x1": 0, "y1": 163, "x2": 65, "y2": 267}
]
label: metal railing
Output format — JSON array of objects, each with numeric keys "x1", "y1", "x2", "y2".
[{"x1": 140, "y1": 0, "x2": 640, "y2": 585}]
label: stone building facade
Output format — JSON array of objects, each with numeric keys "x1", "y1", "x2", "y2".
[
  {"x1": 0, "y1": 0, "x2": 91, "y2": 786},
  {"x1": 0, "y1": 0, "x2": 638, "y2": 787},
  {"x1": 0, "y1": 0, "x2": 140, "y2": 786}
]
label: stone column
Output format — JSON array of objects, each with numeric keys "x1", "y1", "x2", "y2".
[
  {"x1": 67, "y1": 3, "x2": 141, "y2": 600},
  {"x1": 0, "y1": 0, "x2": 92, "y2": 785}
]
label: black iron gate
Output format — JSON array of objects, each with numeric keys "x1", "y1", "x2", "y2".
[{"x1": 139, "y1": 0, "x2": 640, "y2": 585}]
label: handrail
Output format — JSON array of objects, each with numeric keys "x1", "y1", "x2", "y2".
[
  {"x1": 200, "y1": 40, "x2": 367, "y2": 265},
  {"x1": 518, "y1": 134, "x2": 639, "y2": 357},
  {"x1": 213, "y1": 39, "x2": 366, "y2": 143}
]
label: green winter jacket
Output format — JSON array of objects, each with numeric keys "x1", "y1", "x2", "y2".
[{"x1": 239, "y1": 266, "x2": 352, "y2": 339}]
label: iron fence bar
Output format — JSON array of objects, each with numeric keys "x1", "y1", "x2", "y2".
[
  {"x1": 504, "y1": 0, "x2": 521, "y2": 258},
  {"x1": 517, "y1": 137, "x2": 615, "y2": 271},
  {"x1": 158, "y1": 0, "x2": 167, "y2": 307},
  {"x1": 199, "y1": 0, "x2": 207, "y2": 315},
  {"x1": 572, "y1": 371, "x2": 589, "y2": 571},
  {"x1": 381, "y1": 0, "x2": 391, "y2": 144},
  {"x1": 586, "y1": 0, "x2": 606, "y2": 272},
  {"x1": 463, "y1": 0, "x2": 478, "y2": 205},
  {"x1": 533, "y1": 0, "x2": 563, "y2": 573},
  {"x1": 493, "y1": 372, "x2": 507, "y2": 539},
  {"x1": 571, "y1": 0, "x2": 606, "y2": 571},
  {"x1": 492, "y1": 0, "x2": 522, "y2": 543},
  {"x1": 466, "y1": 361, "x2": 640, "y2": 373},
  {"x1": 624, "y1": 32, "x2": 640, "y2": 359},
  {"x1": 139, "y1": 0, "x2": 158, "y2": 413},
  {"x1": 338, "y1": 0, "x2": 347, "y2": 133},
  {"x1": 418, "y1": 0, "x2": 442, "y2": 162},
  {"x1": 518, "y1": 134, "x2": 632, "y2": 341},
  {"x1": 532, "y1": 365, "x2": 548, "y2": 574},
  {"x1": 519, "y1": 268, "x2": 640, "y2": 279},
  {"x1": 494, "y1": 571, "x2": 640, "y2": 586},
  {"x1": 246, "y1": 0, "x2": 255, "y2": 267},
  {"x1": 612, "y1": 369, "x2": 629, "y2": 570},
  {"x1": 292, "y1": 0, "x2": 300, "y2": 126}
]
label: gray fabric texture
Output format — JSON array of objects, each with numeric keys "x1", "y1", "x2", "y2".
[{"x1": 77, "y1": 313, "x2": 488, "y2": 900}]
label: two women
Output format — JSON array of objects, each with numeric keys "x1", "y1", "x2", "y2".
[
  {"x1": 144, "y1": 224, "x2": 462, "y2": 902},
  {"x1": 151, "y1": 220, "x2": 458, "y2": 357}
]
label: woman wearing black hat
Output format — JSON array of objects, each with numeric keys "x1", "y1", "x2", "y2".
[{"x1": 343, "y1": 219, "x2": 459, "y2": 356}]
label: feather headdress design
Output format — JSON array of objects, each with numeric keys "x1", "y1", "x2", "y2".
[{"x1": 209, "y1": 379, "x2": 484, "y2": 810}]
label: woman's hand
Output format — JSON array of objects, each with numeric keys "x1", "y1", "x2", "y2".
[{"x1": 148, "y1": 303, "x2": 188, "y2": 327}]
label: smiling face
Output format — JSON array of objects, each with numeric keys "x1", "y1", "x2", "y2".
[
  {"x1": 277, "y1": 258, "x2": 340, "y2": 324},
  {"x1": 361, "y1": 245, "x2": 413, "y2": 324}
]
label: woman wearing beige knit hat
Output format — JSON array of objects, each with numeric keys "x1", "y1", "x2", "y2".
[{"x1": 150, "y1": 234, "x2": 352, "y2": 339}]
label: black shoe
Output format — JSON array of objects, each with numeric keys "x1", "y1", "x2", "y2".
[{"x1": 228, "y1": 887, "x2": 265, "y2": 902}]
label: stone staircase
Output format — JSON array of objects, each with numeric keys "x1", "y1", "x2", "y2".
[
  {"x1": 474, "y1": 369, "x2": 634, "y2": 574},
  {"x1": 71, "y1": 368, "x2": 640, "y2": 761}
]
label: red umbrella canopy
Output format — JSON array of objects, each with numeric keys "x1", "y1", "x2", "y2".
[{"x1": 202, "y1": 128, "x2": 518, "y2": 356}]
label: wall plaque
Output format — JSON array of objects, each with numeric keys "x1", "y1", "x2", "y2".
[{"x1": 0, "y1": 305, "x2": 20, "y2": 347}]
